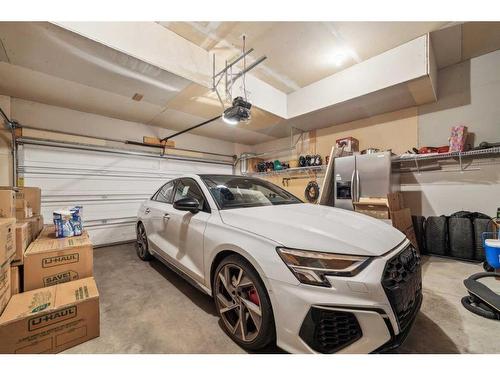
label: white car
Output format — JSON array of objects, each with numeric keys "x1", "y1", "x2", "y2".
[{"x1": 136, "y1": 174, "x2": 422, "y2": 353}]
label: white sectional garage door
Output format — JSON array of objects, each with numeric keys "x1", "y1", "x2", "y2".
[{"x1": 18, "y1": 143, "x2": 232, "y2": 246}]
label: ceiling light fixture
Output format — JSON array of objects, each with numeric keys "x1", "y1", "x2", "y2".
[
  {"x1": 222, "y1": 114, "x2": 239, "y2": 126},
  {"x1": 332, "y1": 54, "x2": 346, "y2": 67},
  {"x1": 331, "y1": 48, "x2": 354, "y2": 67},
  {"x1": 222, "y1": 96, "x2": 252, "y2": 125}
]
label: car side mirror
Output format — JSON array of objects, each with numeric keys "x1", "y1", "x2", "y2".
[{"x1": 173, "y1": 197, "x2": 200, "y2": 214}]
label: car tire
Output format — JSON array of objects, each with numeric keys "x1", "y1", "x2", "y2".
[
  {"x1": 213, "y1": 254, "x2": 275, "y2": 351},
  {"x1": 136, "y1": 222, "x2": 152, "y2": 261}
]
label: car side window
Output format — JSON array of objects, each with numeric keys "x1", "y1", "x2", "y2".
[
  {"x1": 154, "y1": 181, "x2": 175, "y2": 204},
  {"x1": 173, "y1": 178, "x2": 209, "y2": 213}
]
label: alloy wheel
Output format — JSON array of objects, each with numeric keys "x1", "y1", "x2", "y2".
[
  {"x1": 215, "y1": 264, "x2": 262, "y2": 342},
  {"x1": 136, "y1": 224, "x2": 148, "y2": 258}
]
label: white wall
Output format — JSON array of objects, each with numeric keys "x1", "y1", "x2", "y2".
[
  {"x1": 10, "y1": 98, "x2": 243, "y2": 157},
  {"x1": 401, "y1": 50, "x2": 500, "y2": 218},
  {"x1": 246, "y1": 51, "x2": 500, "y2": 218},
  {"x1": 418, "y1": 49, "x2": 500, "y2": 148}
]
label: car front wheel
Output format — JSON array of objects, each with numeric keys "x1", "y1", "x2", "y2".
[
  {"x1": 136, "y1": 222, "x2": 152, "y2": 261},
  {"x1": 213, "y1": 255, "x2": 275, "y2": 351}
]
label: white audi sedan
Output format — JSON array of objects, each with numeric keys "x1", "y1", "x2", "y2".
[{"x1": 136, "y1": 174, "x2": 422, "y2": 354}]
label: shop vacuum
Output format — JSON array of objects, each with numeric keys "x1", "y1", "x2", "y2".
[{"x1": 461, "y1": 213, "x2": 500, "y2": 320}]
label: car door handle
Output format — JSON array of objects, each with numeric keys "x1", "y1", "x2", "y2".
[
  {"x1": 163, "y1": 213, "x2": 170, "y2": 221},
  {"x1": 144, "y1": 208, "x2": 151, "y2": 214}
]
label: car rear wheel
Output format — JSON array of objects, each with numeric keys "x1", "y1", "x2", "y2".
[
  {"x1": 136, "y1": 222, "x2": 152, "y2": 261},
  {"x1": 213, "y1": 255, "x2": 275, "y2": 351}
]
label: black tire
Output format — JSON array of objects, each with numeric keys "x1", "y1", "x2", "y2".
[
  {"x1": 412, "y1": 215, "x2": 426, "y2": 254},
  {"x1": 136, "y1": 222, "x2": 153, "y2": 261},
  {"x1": 473, "y1": 218, "x2": 493, "y2": 261},
  {"x1": 213, "y1": 254, "x2": 275, "y2": 351},
  {"x1": 448, "y1": 217, "x2": 474, "y2": 260},
  {"x1": 425, "y1": 216, "x2": 448, "y2": 256}
]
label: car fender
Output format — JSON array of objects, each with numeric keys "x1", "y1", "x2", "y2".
[{"x1": 203, "y1": 216, "x2": 300, "y2": 293}]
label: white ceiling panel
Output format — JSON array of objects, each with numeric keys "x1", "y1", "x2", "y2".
[
  {"x1": 0, "y1": 62, "x2": 162, "y2": 124},
  {"x1": 162, "y1": 21, "x2": 449, "y2": 91},
  {"x1": 0, "y1": 22, "x2": 192, "y2": 106}
]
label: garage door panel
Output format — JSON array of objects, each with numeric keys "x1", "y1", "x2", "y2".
[
  {"x1": 23, "y1": 174, "x2": 171, "y2": 196},
  {"x1": 86, "y1": 222, "x2": 137, "y2": 246},
  {"x1": 41, "y1": 199, "x2": 145, "y2": 222},
  {"x1": 20, "y1": 144, "x2": 232, "y2": 246},
  {"x1": 159, "y1": 159, "x2": 232, "y2": 174},
  {"x1": 23, "y1": 146, "x2": 162, "y2": 172}
]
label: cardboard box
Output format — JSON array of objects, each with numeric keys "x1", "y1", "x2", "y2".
[
  {"x1": 24, "y1": 226, "x2": 93, "y2": 291},
  {"x1": 18, "y1": 215, "x2": 44, "y2": 242},
  {"x1": 391, "y1": 208, "x2": 419, "y2": 251},
  {"x1": 16, "y1": 187, "x2": 41, "y2": 216},
  {"x1": 0, "y1": 189, "x2": 15, "y2": 218},
  {"x1": 0, "y1": 217, "x2": 16, "y2": 265},
  {"x1": 10, "y1": 265, "x2": 20, "y2": 295},
  {"x1": 16, "y1": 203, "x2": 33, "y2": 220},
  {"x1": 391, "y1": 208, "x2": 413, "y2": 231},
  {"x1": 1, "y1": 260, "x2": 11, "y2": 314},
  {"x1": 0, "y1": 277, "x2": 100, "y2": 354},
  {"x1": 387, "y1": 192, "x2": 404, "y2": 212},
  {"x1": 13, "y1": 222, "x2": 29, "y2": 266},
  {"x1": 354, "y1": 199, "x2": 390, "y2": 220}
]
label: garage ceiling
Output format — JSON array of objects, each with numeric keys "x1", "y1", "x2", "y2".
[
  {"x1": 159, "y1": 22, "x2": 449, "y2": 93},
  {"x1": 3, "y1": 21, "x2": 491, "y2": 146}
]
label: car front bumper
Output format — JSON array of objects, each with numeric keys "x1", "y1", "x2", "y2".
[{"x1": 267, "y1": 241, "x2": 422, "y2": 354}]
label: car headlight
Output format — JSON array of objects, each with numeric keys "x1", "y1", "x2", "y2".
[{"x1": 276, "y1": 247, "x2": 372, "y2": 287}]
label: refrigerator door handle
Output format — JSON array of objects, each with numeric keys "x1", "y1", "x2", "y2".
[
  {"x1": 356, "y1": 170, "x2": 360, "y2": 202},
  {"x1": 350, "y1": 170, "x2": 356, "y2": 203}
]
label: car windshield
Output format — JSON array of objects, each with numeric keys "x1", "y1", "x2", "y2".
[{"x1": 201, "y1": 175, "x2": 302, "y2": 209}]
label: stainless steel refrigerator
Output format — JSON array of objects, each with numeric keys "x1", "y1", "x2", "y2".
[{"x1": 333, "y1": 151, "x2": 399, "y2": 210}]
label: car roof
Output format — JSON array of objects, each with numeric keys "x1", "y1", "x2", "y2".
[{"x1": 197, "y1": 174, "x2": 256, "y2": 177}]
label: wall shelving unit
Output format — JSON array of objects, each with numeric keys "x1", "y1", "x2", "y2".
[
  {"x1": 243, "y1": 165, "x2": 327, "y2": 177},
  {"x1": 392, "y1": 146, "x2": 500, "y2": 173}
]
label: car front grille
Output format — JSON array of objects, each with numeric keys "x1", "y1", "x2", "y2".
[
  {"x1": 299, "y1": 308, "x2": 362, "y2": 353},
  {"x1": 382, "y1": 244, "x2": 422, "y2": 332}
]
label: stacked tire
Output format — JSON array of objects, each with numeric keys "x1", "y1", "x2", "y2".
[
  {"x1": 422, "y1": 212, "x2": 492, "y2": 261},
  {"x1": 412, "y1": 215, "x2": 426, "y2": 254},
  {"x1": 425, "y1": 216, "x2": 448, "y2": 256},
  {"x1": 473, "y1": 218, "x2": 493, "y2": 261}
]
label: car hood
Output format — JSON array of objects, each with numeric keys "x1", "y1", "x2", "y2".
[{"x1": 219, "y1": 203, "x2": 405, "y2": 256}]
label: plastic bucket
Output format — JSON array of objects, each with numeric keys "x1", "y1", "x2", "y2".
[{"x1": 483, "y1": 233, "x2": 500, "y2": 269}]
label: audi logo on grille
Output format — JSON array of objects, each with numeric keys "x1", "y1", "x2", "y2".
[{"x1": 399, "y1": 248, "x2": 417, "y2": 272}]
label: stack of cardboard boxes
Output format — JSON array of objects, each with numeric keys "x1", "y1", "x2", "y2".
[
  {"x1": 0, "y1": 186, "x2": 99, "y2": 353},
  {"x1": 353, "y1": 192, "x2": 419, "y2": 252}
]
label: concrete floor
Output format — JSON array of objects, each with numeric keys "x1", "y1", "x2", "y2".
[{"x1": 65, "y1": 243, "x2": 500, "y2": 354}]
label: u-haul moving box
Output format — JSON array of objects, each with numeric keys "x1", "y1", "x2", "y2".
[
  {"x1": 0, "y1": 217, "x2": 16, "y2": 265},
  {"x1": 16, "y1": 187, "x2": 42, "y2": 216},
  {"x1": 18, "y1": 215, "x2": 44, "y2": 243},
  {"x1": 0, "y1": 260, "x2": 11, "y2": 314},
  {"x1": 13, "y1": 222, "x2": 29, "y2": 266},
  {"x1": 15, "y1": 200, "x2": 33, "y2": 220},
  {"x1": 11, "y1": 266, "x2": 20, "y2": 295},
  {"x1": 0, "y1": 277, "x2": 100, "y2": 354},
  {"x1": 24, "y1": 226, "x2": 93, "y2": 292},
  {"x1": 0, "y1": 189, "x2": 15, "y2": 218}
]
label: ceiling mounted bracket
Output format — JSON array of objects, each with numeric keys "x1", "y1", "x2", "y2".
[{"x1": 212, "y1": 36, "x2": 267, "y2": 111}]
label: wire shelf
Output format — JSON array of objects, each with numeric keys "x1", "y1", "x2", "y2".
[
  {"x1": 392, "y1": 146, "x2": 500, "y2": 163},
  {"x1": 392, "y1": 146, "x2": 500, "y2": 173},
  {"x1": 243, "y1": 165, "x2": 326, "y2": 177}
]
